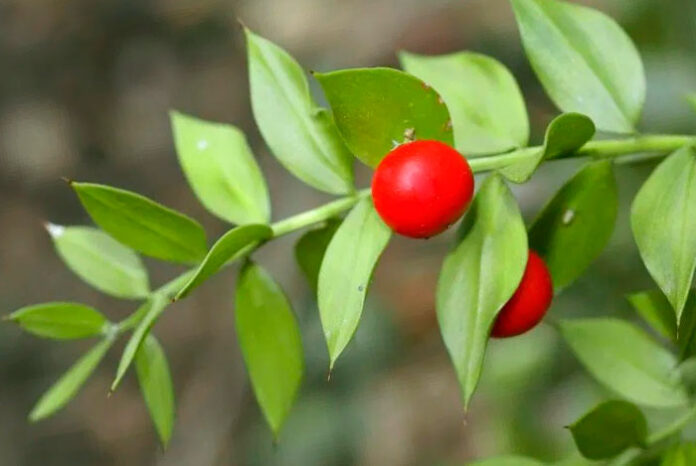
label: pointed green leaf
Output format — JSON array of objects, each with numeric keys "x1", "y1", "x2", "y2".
[
  {"x1": 510, "y1": 0, "x2": 645, "y2": 133},
  {"x1": 175, "y1": 224, "x2": 272, "y2": 300},
  {"x1": 235, "y1": 262, "x2": 304, "y2": 436},
  {"x1": 245, "y1": 29, "x2": 353, "y2": 194},
  {"x1": 29, "y1": 338, "x2": 113, "y2": 421},
  {"x1": 72, "y1": 182, "x2": 207, "y2": 264},
  {"x1": 661, "y1": 442, "x2": 696, "y2": 466},
  {"x1": 294, "y1": 219, "x2": 340, "y2": 292},
  {"x1": 47, "y1": 225, "x2": 149, "y2": 299},
  {"x1": 559, "y1": 318, "x2": 688, "y2": 408},
  {"x1": 8, "y1": 302, "x2": 108, "y2": 340},
  {"x1": 136, "y1": 334, "x2": 175, "y2": 447},
  {"x1": 112, "y1": 294, "x2": 169, "y2": 391},
  {"x1": 570, "y1": 400, "x2": 647, "y2": 460},
  {"x1": 400, "y1": 51, "x2": 528, "y2": 156},
  {"x1": 315, "y1": 67, "x2": 453, "y2": 167},
  {"x1": 626, "y1": 290, "x2": 678, "y2": 343},
  {"x1": 501, "y1": 112, "x2": 595, "y2": 183},
  {"x1": 437, "y1": 174, "x2": 528, "y2": 408},
  {"x1": 631, "y1": 146, "x2": 696, "y2": 323},
  {"x1": 529, "y1": 161, "x2": 617, "y2": 290},
  {"x1": 318, "y1": 199, "x2": 391, "y2": 368},
  {"x1": 171, "y1": 111, "x2": 270, "y2": 225}
]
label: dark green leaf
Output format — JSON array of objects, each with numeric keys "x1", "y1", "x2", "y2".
[
  {"x1": 111, "y1": 294, "x2": 169, "y2": 391},
  {"x1": 501, "y1": 113, "x2": 595, "y2": 183},
  {"x1": 29, "y1": 338, "x2": 113, "y2": 421},
  {"x1": 661, "y1": 442, "x2": 696, "y2": 466},
  {"x1": 8, "y1": 302, "x2": 108, "y2": 340},
  {"x1": 399, "y1": 51, "x2": 528, "y2": 155},
  {"x1": 677, "y1": 358, "x2": 696, "y2": 396},
  {"x1": 437, "y1": 174, "x2": 528, "y2": 408},
  {"x1": 529, "y1": 160, "x2": 617, "y2": 290},
  {"x1": 72, "y1": 182, "x2": 207, "y2": 264},
  {"x1": 318, "y1": 199, "x2": 391, "y2": 368},
  {"x1": 631, "y1": 146, "x2": 696, "y2": 323},
  {"x1": 175, "y1": 224, "x2": 272, "y2": 300},
  {"x1": 48, "y1": 225, "x2": 149, "y2": 299},
  {"x1": 235, "y1": 262, "x2": 303, "y2": 436},
  {"x1": 626, "y1": 290, "x2": 677, "y2": 342},
  {"x1": 315, "y1": 67, "x2": 453, "y2": 167},
  {"x1": 676, "y1": 292, "x2": 696, "y2": 360},
  {"x1": 171, "y1": 111, "x2": 270, "y2": 225},
  {"x1": 245, "y1": 29, "x2": 353, "y2": 194},
  {"x1": 136, "y1": 334, "x2": 175, "y2": 447},
  {"x1": 559, "y1": 318, "x2": 688, "y2": 407},
  {"x1": 294, "y1": 219, "x2": 340, "y2": 292},
  {"x1": 569, "y1": 400, "x2": 647, "y2": 460},
  {"x1": 510, "y1": 0, "x2": 645, "y2": 133},
  {"x1": 468, "y1": 456, "x2": 544, "y2": 466}
]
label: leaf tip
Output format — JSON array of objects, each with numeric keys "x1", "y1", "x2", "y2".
[
  {"x1": 236, "y1": 17, "x2": 248, "y2": 31},
  {"x1": 44, "y1": 222, "x2": 66, "y2": 239}
]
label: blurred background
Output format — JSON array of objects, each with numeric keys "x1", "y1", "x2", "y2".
[{"x1": 1, "y1": 0, "x2": 696, "y2": 464}]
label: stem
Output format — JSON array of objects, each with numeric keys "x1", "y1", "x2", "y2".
[
  {"x1": 271, "y1": 188, "x2": 370, "y2": 236},
  {"x1": 647, "y1": 404, "x2": 696, "y2": 444},
  {"x1": 467, "y1": 134, "x2": 696, "y2": 173}
]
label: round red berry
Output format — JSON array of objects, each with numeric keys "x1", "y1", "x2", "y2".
[
  {"x1": 371, "y1": 140, "x2": 474, "y2": 238},
  {"x1": 491, "y1": 251, "x2": 553, "y2": 338}
]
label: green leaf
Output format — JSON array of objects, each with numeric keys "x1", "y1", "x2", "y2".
[
  {"x1": 529, "y1": 160, "x2": 617, "y2": 290},
  {"x1": 47, "y1": 224, "x2": 149, "y2": 299},
  {"x1": 318, "y1": 199, "x2": 391, "y2": 368},
  {"x1": 8, "y1": 302, "x2": 108, "y2": 340},
  {"x1": 501, "y1": 113, "x2": 595, "y2": 183},
  {"x1": 687, "y1": 94, "x2": 696, "y2": 114},
  {"x1": 626, "y1": 290, "x2": 678, "y2": 342},
  {"x1": 661, "y1": 442, "x2": 696, "y2": 466},
  {"x1": 399, "y1": 51, "x2": 528, "y2": 156},
  {"x1": 111, "y1": 294, "x2": 169, "y2": 391},
  {"x1": 235, "y1": 262, "x2": 304, "y2": 436},
  {"x1": 170, "y1": 111, "x2": 270, "y2": 225},
  {"x1": 175, "y1": 224, "x2": 272, "y2": 300},
  {"x1": 315, "y1": 67, "x2": 453, "y2": 167},
  {"x1": 631, "y1": 146, "x2": 696, "y2": 323},
  {"x1": 245, "y1": 29, "x2": 353, "y2": 194},
  {"x1": 29, "y1": 338, "x2": 113, "y2": 421},
  {"x1": 72, "y1": 182, "x2": 207, "y2": 264},
  {"x1": 135, "y1": 334, "x2": 175, "y2": 447},
  {"x1": 510, "y1": 0, "x2": 645, "y2": 133},
  {"x1": 437, "y1": 174, "x2": 528, "y2": 408},
  {"x1": 468, "y1": 456, "x2": 544, "y2": 466},
  {"x1": 294, "y1": 219, "x2": 340, "y2": 292},
  {"x1": 559, "y1": 318, "x2": 688, "y2": 408},
  {"x1": 676, "y1": 292, "x2": 696, "y2": 360},
  {"x1": 569, "y1": 400, "x2": 647, "y2": 460},
  {"x1": 677, "y1": 358, "x2": 696, "y2": 396}
]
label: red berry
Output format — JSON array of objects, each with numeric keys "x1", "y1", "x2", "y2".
[
  {"x1": 371, "y1": 140, "x2": 474, "y2": 238},
  {"x1": 491, "y1": 251, "x2": 553, "y2": 338}
]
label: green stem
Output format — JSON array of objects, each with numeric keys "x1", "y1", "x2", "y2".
[
  {"x1": 467, "y1": 134, "x2": 696, "y2": 173},
  {"x1": 647, "y1": 404, "x2": 696, "y2": 444},
  {"x1": 271, "y1": 188, "x2": 370, "y2": 236}
]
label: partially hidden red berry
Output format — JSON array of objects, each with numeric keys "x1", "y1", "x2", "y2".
[
  {"x1": 491, "y1": 251, "x2": 553, "y2": 338},
  {"x1": 371, "y1": 140, "x2": 474, "y2": 238}
]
